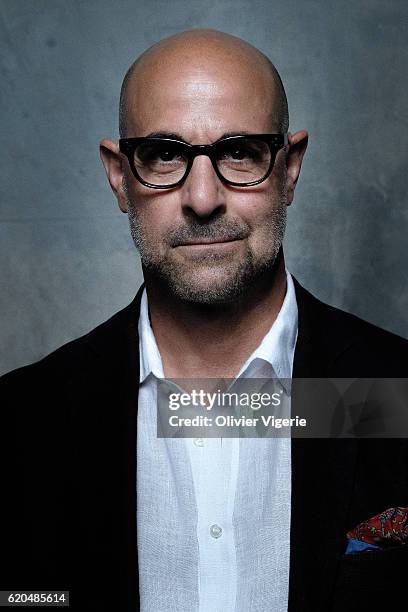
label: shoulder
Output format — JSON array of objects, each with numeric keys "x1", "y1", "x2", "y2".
[
  {"x1": 0, "y1": 287, "x2": 144, "y2": 393},
  {"x1": 292, "y1": 276, "x2": 408, "y2": 376}
]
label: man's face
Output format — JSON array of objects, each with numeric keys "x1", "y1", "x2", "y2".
[{"x1": 121, "y1": 54, "x2": 290, "y2": 304}]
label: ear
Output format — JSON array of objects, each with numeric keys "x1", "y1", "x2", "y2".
[
  {"x1": 99, "y1": 139, "x2": 128, "y2": 213},
  {"x1": 285, "y1": 130, "x2": 308, "y2": 206}
]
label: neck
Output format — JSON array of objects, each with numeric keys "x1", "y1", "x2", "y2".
[{"x1": 145, "y1": 252, "x2": 287, "y2": 378}]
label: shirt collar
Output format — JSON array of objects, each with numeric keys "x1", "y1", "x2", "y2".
[
  {"x1": 235, "y1": 271, "x2": 298, "y2": 385},
  {"x1": 138, "y1": 270, "x2": 298, "y2": 385},
  {"x1": 138, "y1": 289, "x2": 164, "y2": 383}
]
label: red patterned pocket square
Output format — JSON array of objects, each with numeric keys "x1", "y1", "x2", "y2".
[{"x1": 346, "y1": 506, "x2": 408, "y2": 554}]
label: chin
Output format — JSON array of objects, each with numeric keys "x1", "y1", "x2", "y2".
[
  {"x1": 167, "y1": 271, "x2": 249, "y2": 305},
  {"x1": 174, "y1": 288, "x2": 244, "y2": 306}
]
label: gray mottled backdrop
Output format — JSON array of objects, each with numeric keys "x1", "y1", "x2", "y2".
[{"x1": 1, "y1": 0, "x2": 407, "y2": 374}]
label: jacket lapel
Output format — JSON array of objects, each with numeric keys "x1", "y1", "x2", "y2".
[
  {"x1": 288, "y1": 279, "x2": 358, "y2": 611},
  {"x1": 84, "y1": 286, "x2": 144, "y2": 611}
]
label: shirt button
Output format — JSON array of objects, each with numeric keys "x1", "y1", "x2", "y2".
[
  {"x1": 193, "y1": 438, "x2": 204, "y2": 447},
  {"x1": 277, "y1": 380, "x2": 285, "y2": 394},
  {"x1": 210, "y1": 524, "x2": 223, "y2": 539}
]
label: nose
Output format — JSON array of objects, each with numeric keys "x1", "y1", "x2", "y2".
[{"x1": 180, "y1": 154, "x2": 226, "y2": 218}]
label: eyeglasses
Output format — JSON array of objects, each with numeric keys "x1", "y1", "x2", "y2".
[{"x1": 119, "y1": 133, "x2": 288, "y2": 189}]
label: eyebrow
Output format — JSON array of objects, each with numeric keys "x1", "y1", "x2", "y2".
[{"x1": 145, "y1": 130, "x2": 253, "y2": 143}]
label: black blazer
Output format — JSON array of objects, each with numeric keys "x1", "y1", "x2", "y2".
[{"x1": 1, "y1": 278, "x2": 407, "y2": 612}]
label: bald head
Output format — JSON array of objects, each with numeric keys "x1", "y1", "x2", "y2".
[{"x1": 119, "y1": 29, "x2": 288, "y2": 138}]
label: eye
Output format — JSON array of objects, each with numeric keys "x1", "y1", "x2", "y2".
[
  {"x1": 155, "y1": 148, "x2": 181, "y2": 162},
  {"x1": 220, "y1": 146, "x2": 254, "y2": 161},
  {"x1": 135, "y1": 142, "x2": 186, "y2": 165},
  {"x1": 228, "y1": 147, "x2": 251, "y2": 160},
  {"x1": 217, "y1": 139, "x2": 264, "y2": 163}
]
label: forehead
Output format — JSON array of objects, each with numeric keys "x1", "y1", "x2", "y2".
[{"x1": 125, "y1": 55, "x2": 277, "y2": 140}]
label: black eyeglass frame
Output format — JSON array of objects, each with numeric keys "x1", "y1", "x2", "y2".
[{"x1": 119, "y1": 133, "x2": 289, "y2": 189}]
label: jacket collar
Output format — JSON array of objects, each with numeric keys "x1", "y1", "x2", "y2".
[
  {"x1": 292, "y1": 276, "x2": 358, "y2": 377},
  {"x1": 290, "y1": 277, "x2": 358, "y2": 611}
]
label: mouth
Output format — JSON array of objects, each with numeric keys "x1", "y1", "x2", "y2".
[{"x1": 176, "y1": 238, "x2": 242, "y2": 247}]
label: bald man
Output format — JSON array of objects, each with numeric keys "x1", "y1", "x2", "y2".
[{"x1": 1, "y1": 29, "x2": 408, "y2": 612}]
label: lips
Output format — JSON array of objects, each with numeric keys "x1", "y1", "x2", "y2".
[
  {"x1": 177, "y1": 237, "x2": 239, "y2": 246},
  {"x1": 167, "y1": 221, "x2": 250, "y2": 248}
]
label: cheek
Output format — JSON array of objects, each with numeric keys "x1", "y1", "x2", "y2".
[
  {"x1": 231, "y1": 189, "x2": 281, "y2": 229},
  {"x1": 229, "y1": 161, "x2": 287, "y2": 222},
  {"x1": 129, "y1": 190, "x2": 182, "y2": 249}
]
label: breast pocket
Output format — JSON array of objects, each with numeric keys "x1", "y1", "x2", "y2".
[{"x1": 331, "y1": 545, "x2": 408, "y2": 612}]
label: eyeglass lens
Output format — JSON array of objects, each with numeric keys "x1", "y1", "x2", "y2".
[{"x1": 133, "y1": 138, "x2": 272, "y2": 186}]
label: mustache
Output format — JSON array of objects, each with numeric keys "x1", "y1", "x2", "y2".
[{"x1": 166, "y1": 218, "x2": 250, "y2": 247}]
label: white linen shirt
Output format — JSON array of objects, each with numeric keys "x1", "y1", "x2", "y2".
[{"x1": 137, "y1": 272, "x2": 298, "y2": 612}]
